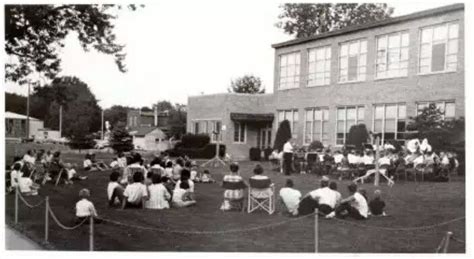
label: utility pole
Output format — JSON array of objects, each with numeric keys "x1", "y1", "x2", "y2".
[
  {"x1": 59, "y1": 105, "x2": 63, "y2": 138},
  {"x1": 26, "y1": 82, "x2": 30, "y2": 138},
  {"x1": 101, "y1": 109, "x2": 104, "y2": 140}
]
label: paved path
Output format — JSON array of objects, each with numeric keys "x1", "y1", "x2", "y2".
[{"x1": 5, "y1": 226, "x2": 43, "y2": 250}]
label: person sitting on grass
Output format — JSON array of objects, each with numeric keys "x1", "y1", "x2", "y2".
[
  {"x1": 163, "y1": 161, "x2": 174, "y2": 179},
  {"x1": 369, "y1": 189, "x2": 386, "y2": 216},
  {"x1": 122, "y1": 171, "x2": 148, "y2": 209},
  {"x1": 249, "y1": 164, "x2": 273, "y2": 199},
  {"x1": 279, "y1": 179, "x2": 301, "y2": 216},
  {"x1": 64, "y1": 163, "x2": 88, "y2": 184},
  {"x1": 75, "y1": 188, "x2": 102, "y2": 224},
  {"x1": 10, "y1": 162, "x2": 22, "y2": 190},
  {"x1": 145, "y1": 174, "x2": 171, "y2": 210},
  {"x1": 90, "y1": 153, "x2": 109, "y2": 170},
  {"x1": 297, "y1": 176, "x2": 339, "y2": 217},
  {"x1": 175, "y1": 169, "x2": 195, "y2": 193},
  {"x1": 200, "y1": 169, "x2": 216, "y2": 183},
  {"x1": 49, "y1": 151, "x2": 68, "y2": 184},
  {"x1": 189, "y1": 161, "x2": 199, "y2": 182},
  {"x1": 122, "y1": 153, "x2": 147, "y2": 184},
  {"x1": 108, "y1": 170, "x2": 125, "y2": 207},
  {"x1": 18, "y1": 165, "x2": 40, "y2": 196},
  {"x1": 172, "y1": 181, "x2": 197, "y2": 208},
  {"x1": 221, "y1": 162, "x2": 247, "y2": 211},
  {"x1": 335, "y1": 183, "x2": 368, "y2": 220},
  {"x1": 172, "y1": 158, "x2": 184, "y2": 182},
  {"x1": 110, "y1": 157, "x2": 120, "y2": 169},
  {"x1": 83, "y1": 153, "x2": 101, "y2": 172}
]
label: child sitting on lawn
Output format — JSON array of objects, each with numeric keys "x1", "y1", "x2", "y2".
[
  {"x1": 189, "y1": 161, "x2": 199, "y2": 182},
  {"x1": 145, "y1": 174, "x2": 171, "y2": 210},
  {"x1": 172, "y1": 181, "x2": 196, "y2": 208},
  {"x1": 108, "y1": 170, "x2": 124, "y2": 207},
  {"x1": 18, "y1": 165, "x2": 40, "y2": 196},
  {"x1": 200, "y1": 170, "x2": 216, "y2": 183},
  {"x1": 164, "y1": 161, "x2": 174, "y2": 179},
  {"x1": 75, "y1": 188, "x2": 102, "y2": 224},
  {"x1": 122, "y1": 171, "x2": 148, "y2": 209},
  {"x1": 10, "y1": 162, "x2": 22, "y2": 189},
  {"x1": 175, "y1": 169, "x2": 195, "y2": 192},
  {"x1": 65, "y1": 163, "x2": 87, "y2": 184},
  {"x1": 279, "y1": 179, "x2": 301, "y2": 216},
  {"x1": 369, "y1": 189, "x2": 386, "y2": 216}
]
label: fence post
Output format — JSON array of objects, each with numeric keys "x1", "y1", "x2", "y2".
[
  {"x1": 443, "y1": 231, "x2": 453, "y2": 253},
  {"x1": 44, "y1": 196, "x2": 49, "y2": 243},
  {"x1": 15, "y1": 186, "x2": 19, "y2": 224},
  {"x1": 89, "y1": 216, "x2": 94, "y2": 251},
  {"x1": 314, "y1": 209, "x2": 319, "y2": 253}
]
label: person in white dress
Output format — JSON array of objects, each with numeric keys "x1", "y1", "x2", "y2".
[{"x1": 145, "y1": 174, "x2": 171, "y2": 209}]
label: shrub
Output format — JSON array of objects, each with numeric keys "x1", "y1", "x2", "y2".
[
  {"x1": 110, "y1": 123, "x2": 134, "y2": 153},
  {"x1": 68, "y1": 134, "x2": 95, "y2": 150},
  {"x1": 347, "y1": 124, "x2": 369, "y2": 150},
  {"x1": 273, "y1": 120, "x2": 292, "y2": 152},
  {"x1": 179, "y1": 133, "x2": 210, "y2": 148},
  {"x1": 308, "y1": 140, "x2": 324, "y2": 151},
  {"x1": 249, "y1": 147, "x2": 261, "y2": 161}
]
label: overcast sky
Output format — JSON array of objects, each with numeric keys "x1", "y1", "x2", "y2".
[{"x1": 4, "y1": 0, "x2": 455, "y2": 109}]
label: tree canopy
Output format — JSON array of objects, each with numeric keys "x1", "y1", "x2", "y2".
[
  {"x1": 228, "y1": 75, "x2": 265, "y2": 94},
  {"x1": 104, "y1": 105, "x2": 130, "y2": 129},
  {"x1": 110, "y1": 121, "x2": 134, "y2": 153},
  {"x1": 5, "y1": 4, "x2": 141, "y2": 84},
  {"x1": 276, "y1": 3, "x2": 393, "y2": 38}
]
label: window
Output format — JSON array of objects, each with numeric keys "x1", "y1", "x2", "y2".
[
  {"x1": 373, "y1": 103, "x2": 407, "y2": 142},
  {"x1": 279, "y1": 52, "x2": 301, "y2": 89},
  {"x1": 304, "y1": 108, "x2": 329, "y2": 145},
  {"x1": 339, "y1": 39, "x2": 367, "y2": 82},
  {"x1": 193, "y1": 120, "x2": 222, "y2": 141},
  {"x1": 277, "y1": 109, "x2": 299, "y2": 139},
  {"x1": 193, "y1": 122, "x2": 199, "y2": 134},
  {"x1": 419, "y1": 22, "x2": 459, "y2": 73},
  {"x1": 308, "y1": 46, "x2": 331, "y2": 86},
  {"x1": 336, "y1": 106, "x2": 365, "y2": 145},
  {"x1": 234, "y1": 122, "x2": 246, "y2": 143},
  {"x1": 376, "y1": 31, "x2": 409, "y2": 78},
  {"x1": 417, "y1": 101, "x2": 455, "y2": 120}
]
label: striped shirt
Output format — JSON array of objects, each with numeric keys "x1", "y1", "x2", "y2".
[{"x1": 223, "y1": 174, "x2": 245, "y2": 200}]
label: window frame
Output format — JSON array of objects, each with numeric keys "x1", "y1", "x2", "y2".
[
  {"x1": 375, "y1": 30, "x2": 410, "y2": 79},
  {"x1": 338, "y1": 38, "x2": 368, "y2": 83},
  {"x1": 278, "y1": 51, "x2": 301, "y2": 90},
  {"x1": 304, "y1": 107, "x2": 330, "y2": 145},
  {"x1": 372, "y1": 103, "x2": 407, "y2": 143},
  {"x1": 335, "y1": 105, "x2": 365, "y2": 145},
  {"x1": 307, "y1": 45, "x2": 332, "y2": 87},
  {"x1": 277, "y1": 109, "x2": 299, "y2": 139},
  {"x1": 233, "y1": 121, "x2": 247, "y2": 144},
  {"x1": 415, "y1": 100, "x2": 456, "y2": 120}
]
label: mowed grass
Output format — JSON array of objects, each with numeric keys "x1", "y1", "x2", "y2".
[{"x1": 5, "y1": 151, "x2": 465, "y2": 253}]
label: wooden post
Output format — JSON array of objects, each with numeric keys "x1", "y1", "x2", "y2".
[
  {"x1": 89, "y1": 216, "x2": 94, "y2": 251},
  {"x1": 374, "y1": 136, "x2": 380, "y2": 186},
  {"x1": 314, "y1": 209, "x2": 319, "y2": 253},
  {"x1": 26, "y1": 82, "x2": 30, "y2": 138},
  {"x1": 14, "y1": 186, "x2": 19, "y2": 224},
  {"x1": 443, "y1": 232, "x2": 453, "y2": 253},
  {"x1": 59, "y1": 105, "x2": 63, "y2": 138},
  {"x1": 44, "y1": 197, "x2": 49, "y2": 243}
]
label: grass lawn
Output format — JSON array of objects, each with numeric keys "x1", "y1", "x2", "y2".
[{"x1": 5, "y1": 152, "x2": 465, "y2": 253}]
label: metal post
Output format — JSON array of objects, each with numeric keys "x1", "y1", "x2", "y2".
[
  {"x1": 89, "y1": 216, "x2": 94, "y2": 251},
  {"x1": 374, "y1": 136, "x2": 380, "y2": 186},
  {"x1": 26, "y1": 82, "x2": 30, "y2": 138},
  {"x1": 59, "y1": 105, "x2": 63, "y2": 138},
  {"x1": 101, "y1": 109, "x2": 104, "y2": 140},
  {"x1": 44, "y1": 197, "x2": 49, "y2": 243},
  {"x1": 443, "y1": 232, "x2": 453, "y2": 253},
  {"x1": 14, "y1": 186, "x2": 19, "y2": 224},
  {"x1": 314, "y1": 208, "x2": 319, "y2": 253},
  {"x1": 214, "y1": 135, "x2": 220, "y2": 167}
]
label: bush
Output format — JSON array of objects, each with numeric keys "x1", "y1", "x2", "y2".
[
  {"x1": 249, "y1": 147, "x2": 261, "y2": 161},
  {"x1": 169, "y1": 143, "x2": 226, "y2": 159},
  {"x1": 308, "y1": 140, "x2": 324, "y2": 151},
  {"x1": 110, "y1": 123, "x2": 134, "y2": 153},
  {"x1": 347, "y1": 124, "x2": 369, "y2": 150},
  {"x1": 179, "y1": 133, "x2": 210, "y2": 148},
  {"x1": 68, "y1": 134, "x2": 95, "y2": 150},
  {"x1": 273, "y1": 120, "x2": 292, "y2": 152}
]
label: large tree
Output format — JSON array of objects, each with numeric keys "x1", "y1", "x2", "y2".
[
  {"x1": 273, "y1": 120, "x2": 292, "y2": 152},
  {"x1": 104, "y1": 105, "x2": 130, "y2": 129},
  {"x1": 5, "y1": 4, "x2": 141, "y2": 84},
  {"x1": 5, "y1": 92, "x2": 27, "y2": 114},
  {"x1": 228, "y1": 75, "x2": 265, "y2": 94},
  {"x1": 30, "y1": 76, "x2": 102, "y2": 142},
  {"x1": 276, "y1": 3, "x2": 393, "y2": 38}
]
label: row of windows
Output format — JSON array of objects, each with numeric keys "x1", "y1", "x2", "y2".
[
  {"x1": 278, "y1": 21, "x2": 460, "y2": 89},
  {"x1": 192, "y1": 120, "x2": 222, "y2": 142}
]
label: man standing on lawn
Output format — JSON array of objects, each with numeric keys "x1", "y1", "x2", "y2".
[{"x1": 283, "y1": 138, "x2": 295, "y2": 175}]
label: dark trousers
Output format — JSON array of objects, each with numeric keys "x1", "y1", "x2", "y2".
[
  {"x1": 124, "y1": 201, "x2": 143, "y2": 209},
  {"x1": 297, "y1": 196, "x2": 334, "y2": 216},
  {"x1": 283, "y1": 152, "x2": 293, "y2": 175},
  {"x1": 75, "y1": 216, "x2": 102, "y2": 224},
  {"x1": 335, "y1": 202, "x2": 366, "y2": 220},
  {"x1": 109, "y1": 186, "x2": 125, "y2": 207}
]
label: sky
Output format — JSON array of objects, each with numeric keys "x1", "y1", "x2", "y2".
[{"x1": 4, "y1": 0, "x2": 456, "y2": 109}]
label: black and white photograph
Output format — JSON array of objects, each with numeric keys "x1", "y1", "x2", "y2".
[{"x1": 2, "y1": 0, "x2": 470, "y2": 256}]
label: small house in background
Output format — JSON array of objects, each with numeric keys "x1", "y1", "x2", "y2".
[
  {"x1": 129, "y1": 126, "x2": 168, "y2": 151},
  {"x1": 5, "y1": 111, "x2": 44, "y2": 140},
  {"x1": 36, "y1": 128, "x2": 61, "y2": 141}
]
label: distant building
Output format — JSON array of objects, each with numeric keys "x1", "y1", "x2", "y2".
[
  {"x1": 127, "y1": 107, "x2": 171, "y2": 133},
  {"x1": 5, "y1": 111, "x2": 44, "y2": 139},
  {"x1": 129, "y1": 126, "x2": 168, "y2": 151}
]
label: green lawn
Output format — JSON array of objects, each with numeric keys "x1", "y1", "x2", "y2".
[{"x1": 5, "y1": 151, "x2": 465, "y2": 252}]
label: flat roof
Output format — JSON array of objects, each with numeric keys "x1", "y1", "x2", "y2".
[
  {"x1": 272, "y1": 3, "x2": 464, "y2": 49},
  {"x1": 5, "y1": 111, "x2": 41, "y2": 121}
]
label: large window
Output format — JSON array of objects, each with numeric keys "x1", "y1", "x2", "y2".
[
  {"x1": 193, "y1": 120, "x2": 222, "y2": 142},
  {"x1": 417, "y1": 101, "x2": 455, "y2": 120},
  {"x1": 373, "y1": 103, "x2": 407, "y2": 142},
  {"x1": 277, "y1": 109, "x2": 299, "y2": 139},
  {"x1": 336, "y1": 106, "x2": 365, "y2": 145},
  {"x1": 279, "y1": 52, "x2": 301, "y2": 89},
  {"x1": 376, "y1": 31, "x2": 409, "y2": 78},
  {"x1": 304, "y1": 108, "x2": 329, "y2": 145},
  {"x1": 419, "y1": 22, "x2": 459, "y2": 73},
  {"x1": 233, "y1": 122, "x2": 246, "y2": 143},
  {"x1": 339, "y1": 39, "x2": 367, "y2": 82},
  {"x1": 308, "y1": 46, "x2": 331, "y2": 86}
]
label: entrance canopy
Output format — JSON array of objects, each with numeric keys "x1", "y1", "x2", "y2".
[{"x1": 230, "y1": 113, "x2": 274, "y2": 123}]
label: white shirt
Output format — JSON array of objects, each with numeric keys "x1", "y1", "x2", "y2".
[
  {"x1": 107, "y1": 182, "x2": 121, "y2": 200},
  {"x1": 333, "y1": 154, "x2": 344, "y2": 164},
  {"x1": 83, "y1": 159, "x2": 92, "y2": 168},
  {"x1": 441, "y1": 156, "x2": 450, "y2": 165},
  {"x1": 174, "y1": 179, "x2": 195, "y2": 192},
  {"x1": 118, "y1": 157, "x2": 127, "y2": 168},
  {"x1": 23, "y1": 154, "x2": 36, "y2": 165},
  {"x1": 123, "y1": 182, "x2": 148, "y2": 203},
  {"x1": 283, "y1": 142, "x2": 293, "y2": 153},
  {"x1": 348, "y1": 154, "x2": 360, "y2": 164},
  {"x1": 362, "y1": 155, "x2": 374, "y2": 165},
  {"x1": 351, "y1": 192, "x2": 368, "y2": 218},
  {"x1": 19, "y1": 177, "x2": 33, "y2": 193},
  {"x1": 172, "y1": 188, "x2": 187, "y2": 203},
  {"x1": 378, "y1": 157, "x2": 391, "y2": 166},
  {"x1": 67, "y1": 168, "x2": 77, "y2": 179},
  {"x1": 309, "y1": 187, "x2": 341, "y2": 209},
  {"x1": 75, "y1": 199, "x2": 97, "y2": 217},
  {"x1": 10, "y1": 170, "x2": 22, "y2": 187},
  {"x1": 110, "y1": 160, "x2": 119, "y2": 168},
  {"x1": 190, "y1": 170, "x2": 198, "y2": 181},
  {"x1": 413, "y1": 155, "x2": 425, "y2": 167},
  {"x1": 164, "y1": 168, "x2": 173, "y2": 178},
  {"x1": 145, "y1": 184, "x2": 171, "y2": 209},
  {"x1": 279, "y1": 187, "x2": 301, "y2": 213}
]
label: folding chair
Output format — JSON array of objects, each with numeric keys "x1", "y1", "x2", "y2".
[
  {"x1": 222, "y1": 180, "x2": 246, "y2": 212},
  {"x1": 413, "y1": 163, "x2": 427, "y2": 182},
  {"x1": 55, "y1": 168, "x2": 67, "y2": 186},
  {"x1": 247, "y1": 178, "x2": 275, "y2": 215}
]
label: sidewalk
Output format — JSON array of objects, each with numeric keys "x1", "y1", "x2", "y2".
[{"x1": 5, "y1": 225, "x2": 43, "y2": 250}]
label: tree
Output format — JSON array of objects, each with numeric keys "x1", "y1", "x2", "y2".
[
  {"x1": 407, "y1": 104, "x2": 465, "y2": 150},
  {"x1": 110, "y1": 122, "x2": 134, "y2": 153},
  {"x1": 152, "y1": 100, "x2": 187, "y2": 139},
  {"x1": 29, "y1": 76, "x2": 102, "y2": 142},
  {"x1": 273, "y1": 120, "x2": 292, "y2": 152},
  {"x1": 5, "y1": 92, "x2": 27, "y2": 114},
  {"x1": 154, "y1": 100, "x2": 174, "y2": 112},
  {"x1": 228, "y1": 75, "x2": 265, "y2": 94},
  {"x1": 347, "y1": 124, "x2": 369, "y2": 150},
  {"x1": 276, "y1": 3, "x2": 393, "y2": 38},
  {"x1": 104, "y1": 105, "x2": 130, "y2": 129},
  {"x1": 5, "y1": 4, "x2": 142, "y2": 84}
]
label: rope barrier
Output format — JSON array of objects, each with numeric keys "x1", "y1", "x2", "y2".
[
  {"x1": 48, "y1": 206, "x2": 88, "y2": 230},
  {"x1": 99, "y1": 212, "x2": 316, "y2": 235},
  {"x1": 450, "y1": 235, "x2": 465, "y2": 244},
  {"x1": 330, "y1": 216, "x2": 464, "y2": 231},
  {"x1": 18, "y1": 192, "x2": 45, "y2": 208},
  {"x1": 435, "y1": 236, "x2": 446, "y2": 253}
]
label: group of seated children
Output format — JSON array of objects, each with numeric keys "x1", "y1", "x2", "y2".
[
  {"x1": 83, "y1": 153, "x2": 109, "y2": 171},
  {"x1": 279, "y1": 176, "x2": 386, "y2": 219}
]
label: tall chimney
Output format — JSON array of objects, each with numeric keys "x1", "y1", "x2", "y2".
[{"x1": 154, "y1": 105, "x2": 158, "y2": 127}]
